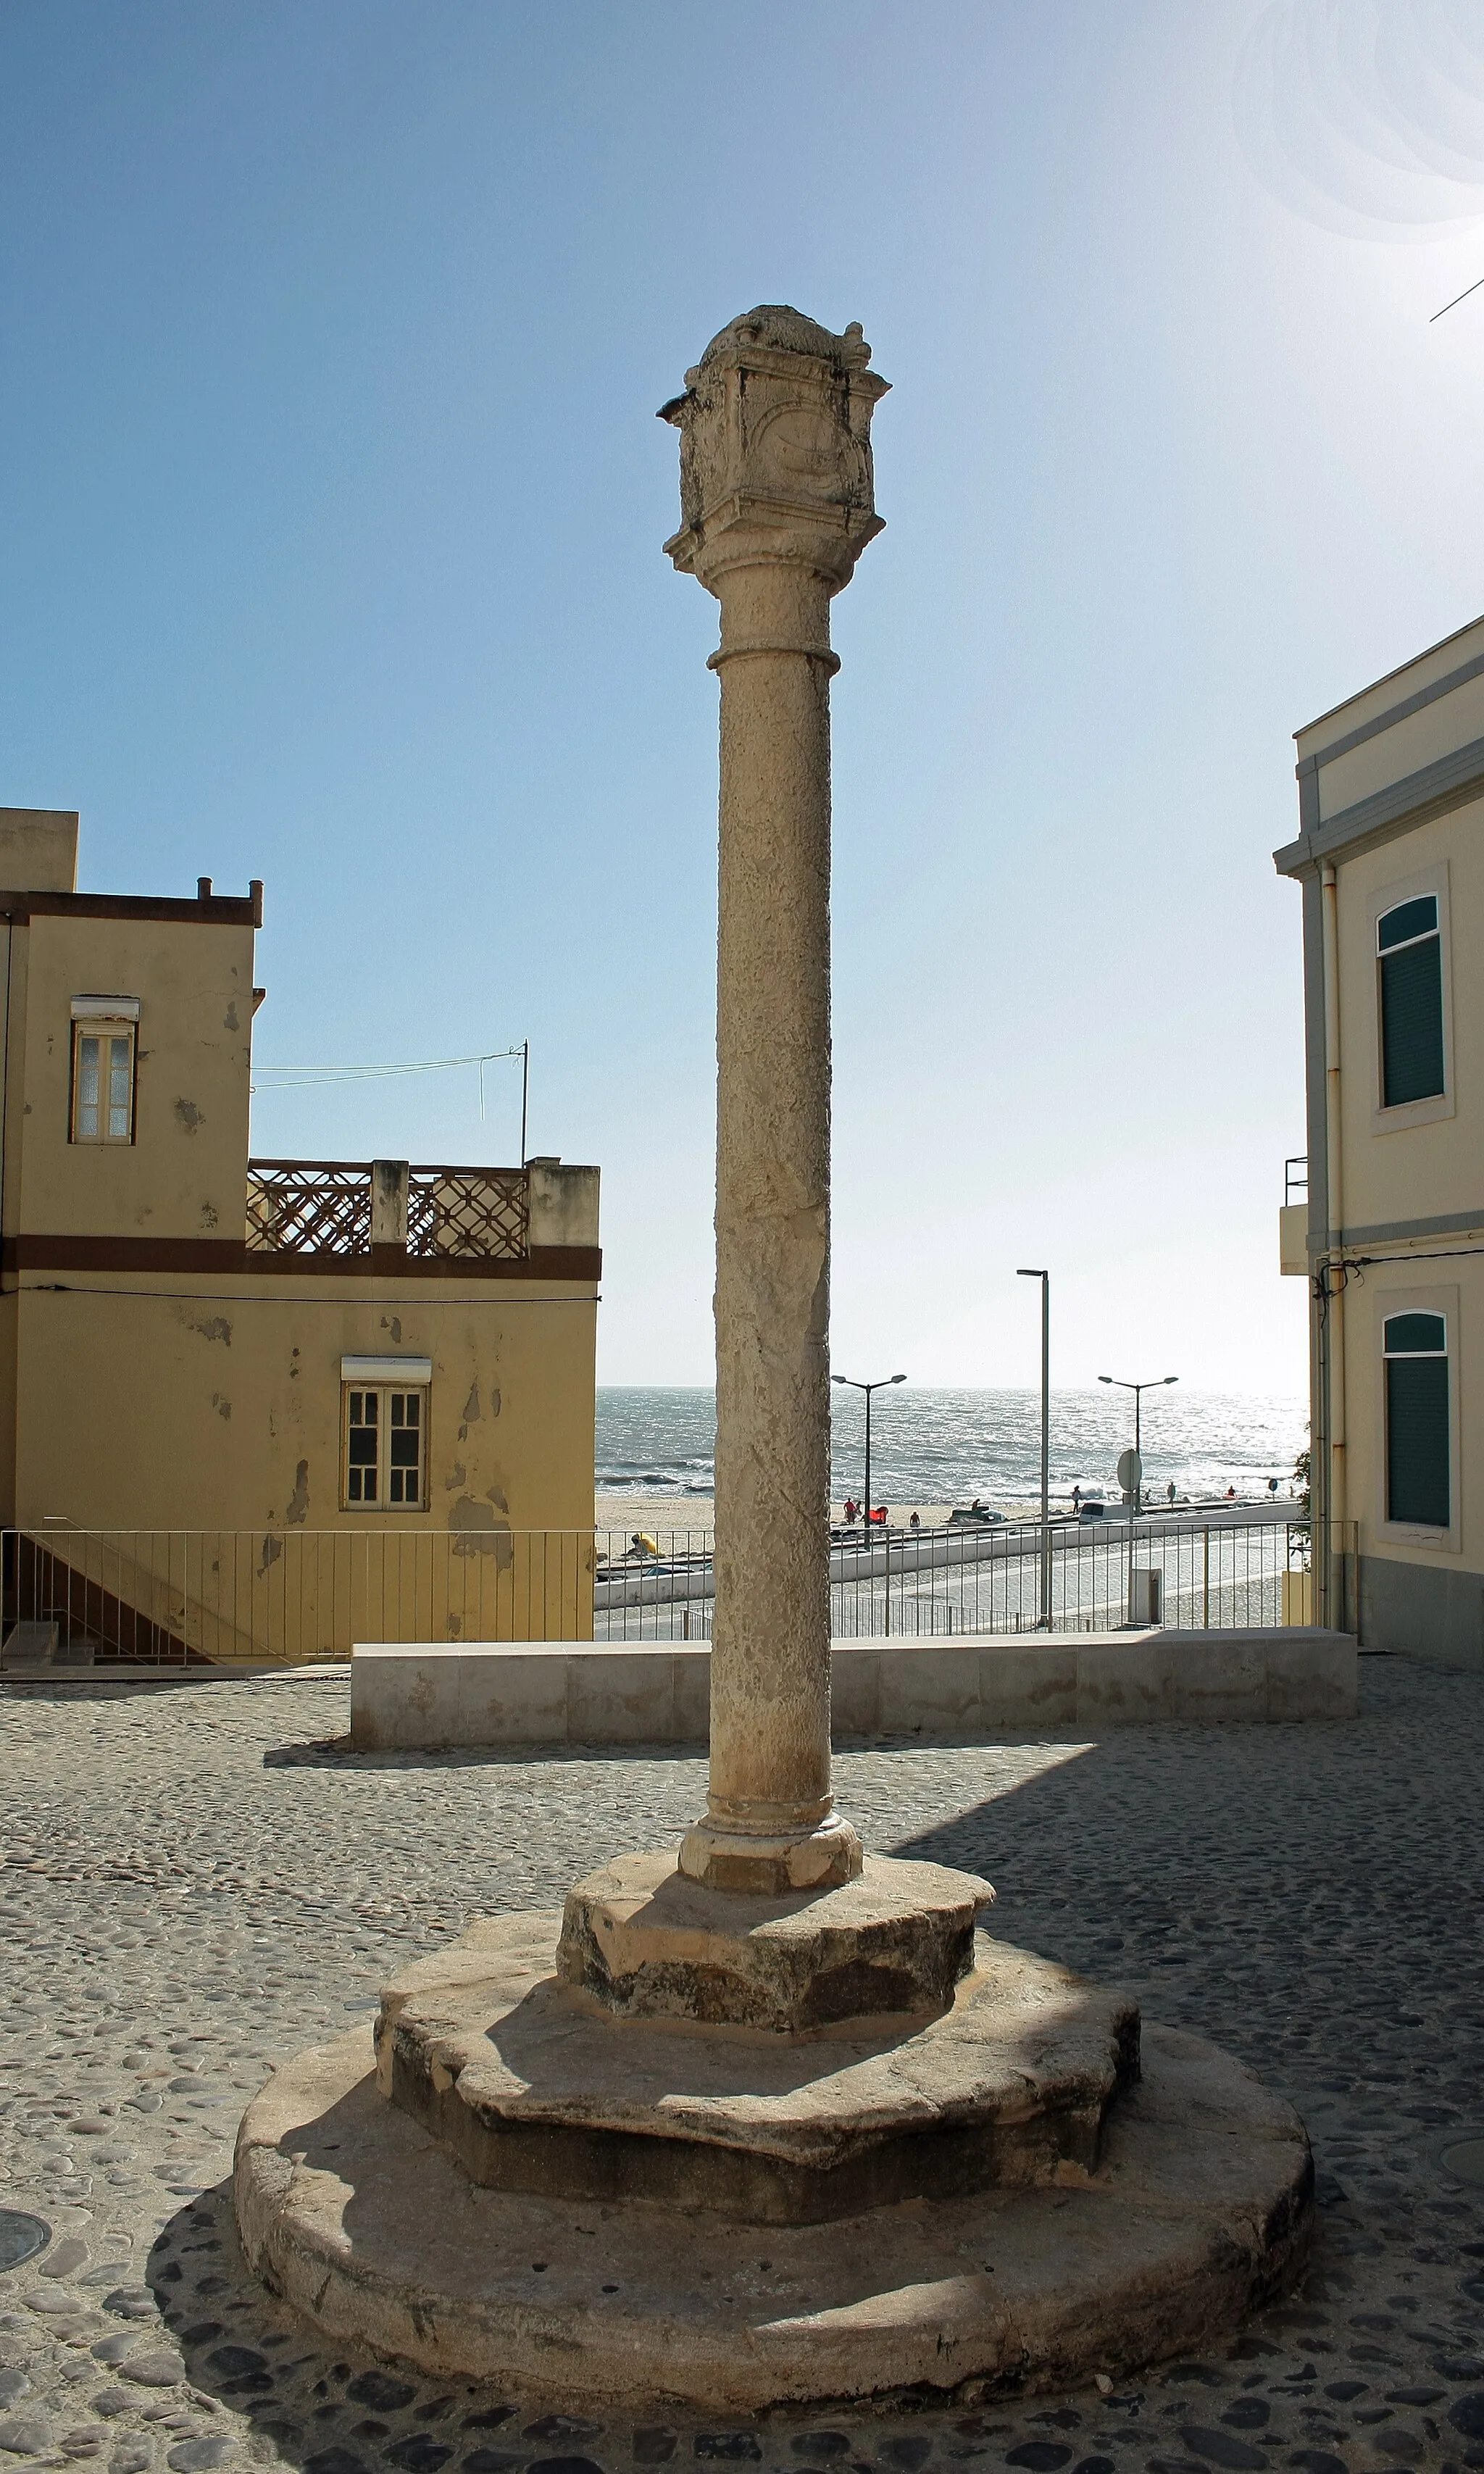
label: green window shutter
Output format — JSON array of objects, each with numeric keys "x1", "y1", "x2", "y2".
[
  {"x1": 1380, "y1": 936, "x2": 1445, "y2": 1106},
  {"x1": 1383, "y1": 1312, "x2": 1446, "y2": 1355},
  {"x1": 1386, "y1": 1355, "x2": 1449, "y2": 1526},
  {"x1": 1377, "y1": 895, "x2": 1437, "y2": 950}
]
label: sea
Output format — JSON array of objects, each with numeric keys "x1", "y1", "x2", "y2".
[{"x1": 596, "y1": 1387, "x2": 1308, "y2": 1509}]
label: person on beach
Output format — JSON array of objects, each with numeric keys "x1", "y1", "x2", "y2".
[
  {"x1": 844, "y1": 1496, "x2": 858, "y2": 1524},
  {"x1": 1167, "y1": 1480, "x2": 1176, "y2": 1508},
  {"x1": 1072, "y1": 1485, "x2": 1081, "y2": 1511}
]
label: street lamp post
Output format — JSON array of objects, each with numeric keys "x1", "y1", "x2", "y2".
[
  {"x1": 831, "y1": 1373, "x2": 905, "y2": 1635},
  {"x1": 1097, "y1": 1373, "x2": 1178, "y2": 1513},
  {"x1": 1017, "y1": 1270, "x2": 1051, "y2": 1628},
  {"x1": 1099, "y1": 1373, "x2": 1176, "y2": 1630}
]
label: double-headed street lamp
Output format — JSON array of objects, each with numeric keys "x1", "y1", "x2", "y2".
[
  {"x1": 1098, "y1": 1373, "x2": 1178, "y2": 1512},
  {"x1": 1017, "y1": 1270, "x2": 1051, "y2": 1628},
  {"x1": 830, "y1": 1372, "x2": 905, "y2": 1538}
]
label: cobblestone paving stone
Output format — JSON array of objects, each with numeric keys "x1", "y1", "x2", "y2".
[{"x1": 2, "y1": 1657, "x2": 1483, "y2": 2474}]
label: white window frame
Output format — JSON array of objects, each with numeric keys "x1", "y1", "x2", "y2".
[
  {"x1": 342, "y1": 1380, "x2": 430, "y2": 1512},
  {"x1": 1373, "y1": 1282, "x2": 1460, "y2": 1552},
  {"x1": 70, "y1": 1016, "x2": 138, "y2": 1146},
  {"x1": 1367, "y1": 860, "x2": 1454, "y2": 1135}
]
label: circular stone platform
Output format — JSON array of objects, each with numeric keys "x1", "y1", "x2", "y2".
[{"x1": 235, "y1": 2000, "x2": 1312, "y2": 2415}]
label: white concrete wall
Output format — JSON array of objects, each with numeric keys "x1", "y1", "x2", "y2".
[{"x1": 348, "y1": 1628, "x2": 1358, "y2": 1750}]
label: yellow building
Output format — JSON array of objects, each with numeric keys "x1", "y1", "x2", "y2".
[
  {"x1": 1275, "y1": 616, "x2": 1484, "y2": 1667},
  {"x1": 0, "y1": 808, "x2": 600, "y2": 1664}
]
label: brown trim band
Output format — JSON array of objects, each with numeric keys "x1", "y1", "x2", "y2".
[
  {"x1": 0, "y1": 889, "x2": 261, "y2": 928},
  {"x1": 0, "y1": 1235, "x2": 601, "y2": 1281}
]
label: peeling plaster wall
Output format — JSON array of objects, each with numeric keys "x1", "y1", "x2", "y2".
[
  {"x1": 10, "y1": 1279, "x2": 597, "y2": 1538},
  {"x1": 0, "y1": 894, "x2": 598, "y2": 1579},
  {"x1": 14, "y1": 913, "x2": 256, "y2": 1239},
  {"x1": 0, "y1": 809, "x2": 78, "y2": 891}
]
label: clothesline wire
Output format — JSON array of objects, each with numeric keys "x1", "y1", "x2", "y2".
[
  {"x1": 1431, "y1": 272, "x2": 1484, "y2": 322},
  {"x1": 253, "y1": 1046, "x2": 523, "y2": 1088},
  {"x1": 251, "y1": 1044, "x2": 528, "y2": 1133}
]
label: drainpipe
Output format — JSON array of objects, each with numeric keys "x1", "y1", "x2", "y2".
[{"x1": 1320, "y1": 861, "x2": 1346, "y2": 1620}]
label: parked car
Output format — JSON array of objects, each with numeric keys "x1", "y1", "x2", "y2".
[{"x1": 949, "y1": 1502, "x2": 1004, "y2": 1525}]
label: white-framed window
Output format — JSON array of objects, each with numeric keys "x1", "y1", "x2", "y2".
[
  {"x1": 1383, "y1": 1309, "x2": 1449, "y2": 1531},
  {"x1": 343, "y1": 1381, "x2": 428, "y2": 1509},
  {"x1": 70, "y1": 1020, "x2": 136, "y2": 1145}
]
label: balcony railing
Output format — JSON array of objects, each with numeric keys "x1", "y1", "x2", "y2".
[
  {"x1": 245, "y1": 1159, "x2": 529, "y2": 1261},
  {"x1": 407, "y1": 1165, "x2": 528, "y2": 1258}
]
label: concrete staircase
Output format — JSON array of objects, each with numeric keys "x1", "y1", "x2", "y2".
[{"x1": 0, "y1": 1621, "x2": 95, "y2": 1673}]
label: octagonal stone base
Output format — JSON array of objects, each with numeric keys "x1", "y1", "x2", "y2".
[
  {"x1": 678, "y1": 1810, "x2": 864, "y2": 1894},
  {"x1": 375, "y1": 1908, "x2": 1138, "y2": 2225},
  {"x1": 234, "y1": 2015, "x2": 1312, "y2": 2414},
  {"x1": 556, "y1": 1849, "x2": 992, "y2": 2032}
]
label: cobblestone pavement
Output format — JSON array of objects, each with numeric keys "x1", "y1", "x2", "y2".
[{"x1": 2, "y1": 1656, "x2": 1483, "y2": 2474}]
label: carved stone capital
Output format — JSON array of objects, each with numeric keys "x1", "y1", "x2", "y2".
[{"x1": 660, "y1": 304, "x2": 888, "y2": 597}]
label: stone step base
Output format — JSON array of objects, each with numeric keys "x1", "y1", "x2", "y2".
[
  {"x1": 234, "y1": 2012, "x2": 1312, "y2": 2413},
  {"x1": 375, "y1": 1889, "x2": 1138, "y2": 2224}
]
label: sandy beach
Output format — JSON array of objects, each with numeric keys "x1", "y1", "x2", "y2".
[
  {"x1": 590, "y1": 1489, "x2": 1285, "y2": 1538},
  {"x1": 593, "y1": 1493, "x2": 1044, "y2": 1538}
]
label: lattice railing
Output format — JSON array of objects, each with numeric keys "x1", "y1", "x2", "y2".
[
  {"x1": 246, "y1": 1161, "x2": 372, "y2": 1255},
  {"x1": 245, "y1": 1161, "x2": 530, "y2": 1259},
  {"x1": 407, "y1": 1167, "x2": 528, "y2": 1259}
]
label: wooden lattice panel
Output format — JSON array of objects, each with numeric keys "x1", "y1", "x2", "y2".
[
  {"x1": 407, "y1": 1168, "x2": 529, "y2": 1260},
  {"x1": 246, "y1": 1162, "x2": 373, "y2": 1255}
]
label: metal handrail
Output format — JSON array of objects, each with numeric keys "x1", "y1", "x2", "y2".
[{"x1": 0, "y1": 1513, "x2": 1341, "y2": 1671}]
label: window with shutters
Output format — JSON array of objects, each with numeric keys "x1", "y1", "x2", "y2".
[
  {"x1": 343, "y1": 1384, "x2": 428, "y2": 1509},
  {"x1": 71, "y1": 1021, "x2": 136, "y2": 1144},
  {"x1": 1377, "y1": 893, "x2": 1445, "y2": 1109},
  {"x1": 1383, "y1": 1310, "x2": 1448, "y2": 1530}
]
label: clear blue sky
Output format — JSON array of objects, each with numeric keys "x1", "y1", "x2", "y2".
[{"x1": 4, "y1": 1, "x2": 1483, "y2": 1391}]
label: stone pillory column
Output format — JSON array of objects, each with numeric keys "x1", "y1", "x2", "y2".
[
  {"x1": 659, "y1": 307, "x2": 888, "y2": 1894},
  {"x1": 234, "y1": 307, "x2": 1312, "y2": 2407}
]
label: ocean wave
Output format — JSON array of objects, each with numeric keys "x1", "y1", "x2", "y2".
[{"x1": 594, "y1": 1387, "x2": 1306, "y2": 1507}]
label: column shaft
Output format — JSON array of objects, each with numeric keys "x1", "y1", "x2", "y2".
[
  {"x1": 663, "y1": 306, "x2": 886, "y2": 1895},
  {"x1": 708, "y1": 563, "x2": 835, "y2": 1836}
]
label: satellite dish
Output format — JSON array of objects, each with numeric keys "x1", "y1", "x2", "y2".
[{"x1": 1116, "y1": 1448, "x2": 1143, "y2": 1492}]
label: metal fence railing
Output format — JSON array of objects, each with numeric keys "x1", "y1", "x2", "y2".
[
  {"x1": 0, "y1": 1509, "x2": 1343, "y2": 1670},
  {"x1": 0, "y1": 1525, "x2": 594, "y2": 1669},
  {"x1": 593, "y1": 1509, "x2": 1327, "y2": 1643}
]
